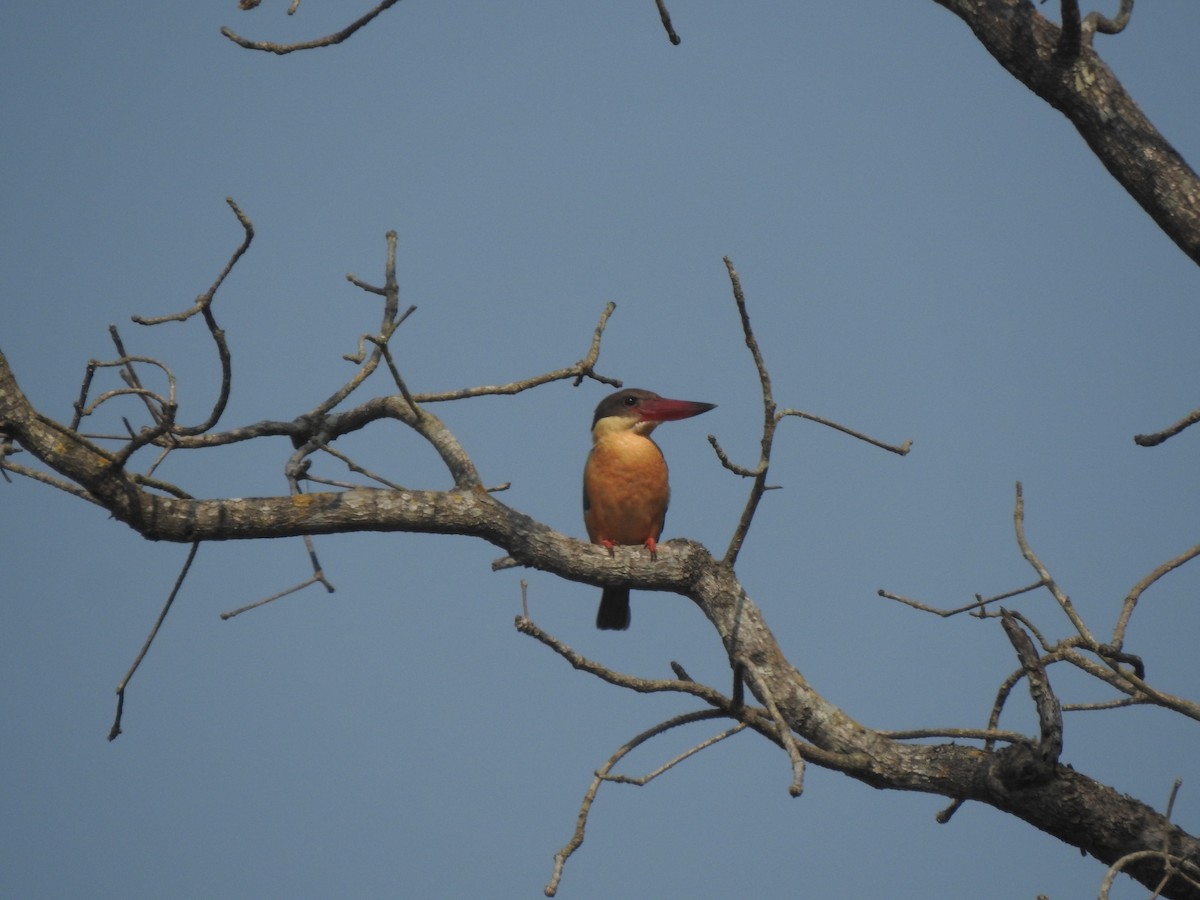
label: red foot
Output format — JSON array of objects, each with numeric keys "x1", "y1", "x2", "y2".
[
  {"x1": 601, "y1": 539, "x2": 616, "y2": 557},
  {"x1": 644, "y1": 537, "x2": 658, "y2": 561}
]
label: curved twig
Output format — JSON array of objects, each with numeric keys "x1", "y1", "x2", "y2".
[
  {"x1": 308, "y1": 231, "x2": 403, "y2": 421},
  {"x1": 544, "y1": 708, "x2": 732, "y2": 896},
  {"x1": 1113, "y1": 541, "x2": 1200, "y2": 647},
  {"x1": 221, "y1": 0, "x2": 404, "y2": 55},
  {"x1": 131, "y1": 197, "x2": 251, "y2": 439},
  {"x1": 1084, "y1": 0, "x2": 1134, "y2": 40}
]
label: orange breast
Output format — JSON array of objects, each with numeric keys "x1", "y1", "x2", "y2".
[{"x1": 583, "y1": 432, "x2": 670, "y2": 546}]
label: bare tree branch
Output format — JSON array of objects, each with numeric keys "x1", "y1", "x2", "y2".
[
  {"x1": 5, "y1": 235, "x2": 1200, "y2": 896},
  {"x1": 934, "y1": 0, "x2": 1200, "y2": 265}
]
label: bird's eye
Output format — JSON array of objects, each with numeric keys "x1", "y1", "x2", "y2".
[{"x1": 623, "y1": 395, "x2": 638, "y2": 407}]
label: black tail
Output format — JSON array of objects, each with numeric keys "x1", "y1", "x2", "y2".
[{"x1": 595, "y1": 587, "x2": 631, "y2": 630}]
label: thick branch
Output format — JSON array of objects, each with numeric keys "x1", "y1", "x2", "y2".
[
  {"x1": 5, "y1": 341, "x2": 1199, "y2": 896},
  {"x1": 935, "y1": 0, "x2": 1200, "y2": 266},
  {"x1": 692, "y1": 560, "x2": 1200, "y2": 898}
]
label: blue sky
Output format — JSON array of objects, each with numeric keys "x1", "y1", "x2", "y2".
[{"x1": 3, "y1": 3, "x2": 1199, "y2": 898}]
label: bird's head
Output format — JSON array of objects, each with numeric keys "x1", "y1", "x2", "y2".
[{"x1": 591, "y1": 388, "x2": 716, "y2": 438}]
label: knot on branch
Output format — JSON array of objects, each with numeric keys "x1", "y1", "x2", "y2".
[
  {"x1": 288, "y1": 413, "x2": 327, "y2": 449},
  {"x1": 992, "y1": 741, "x2": 1058, "y2": 790}
]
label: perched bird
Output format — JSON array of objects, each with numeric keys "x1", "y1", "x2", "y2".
[{"x1": 583, "y1": 388, "x2": 716, "y2": 630}]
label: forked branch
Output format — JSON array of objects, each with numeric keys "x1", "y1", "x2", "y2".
[
  {"x1": 711, "y1": 258, "x2": 910, "y2": 569},
  {"x1": 4, "y1": 237, "x2": 1199, "y2": 897}
]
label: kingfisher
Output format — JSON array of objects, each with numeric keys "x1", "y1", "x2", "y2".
[{"x1": 583, "y1": 388, "x2": 716, "y2": 630}]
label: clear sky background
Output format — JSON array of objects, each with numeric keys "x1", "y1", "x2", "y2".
[{"x1": 3, "y1": 4, "x2": 1199, "y2": 898}]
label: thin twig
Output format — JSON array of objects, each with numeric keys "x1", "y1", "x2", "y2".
[
  {"x1": 141, "y1": 300, "x2": 619, "y2": 454},
  {"x1": 707, "y1": 436, "x2": 765, "y2": 477},
  {"x1": 316, "y1": 441, "x2": 409, "y2": 490},
  {"x1": 109, "y1": 541, "x2": 201, "y2": 740},
  {"x1": 985, "y1": 664, "x2": 1032, "y2": 750},
  {"x1": 367, "y1": 320, "x2": 418, "y2": 410},
  {"x1": 720, "y1": 257, "x2": 777, "y2": 568},
  {"x1": 574, "y1": 301, "x2": 618, "y2": 387},
  {"x1": 778, "y1": 408, "x2": 912, "y2": 455},
  {"x1": 602, "y1": 723, "x2": 746, "y2": 785},
  {"x1": 877, "y1": 580, "x2": 1045, "y2": 618},
  {"x1": 516, "y1": 615, "x2": 848, "y2": 782},
  {"x1": 107, "y1": 325, "x2": 167, "y2": 428},
  {"x1": 0, "y1": 455, "x2": 104, "y2": 503},
  {"x1": 141, "y1": 442, "x2": 174, "y2": 480},
  {"x1": 880, "y1": 726, "x2": 1032, "y2": 745},
  {"x1": 741, "y1": 664, "x2": 805, "y2": 796},
  {"x1": 73, "y1": 200, "x2": 253, "y2": 474},
  {"x1": 544, "y1": 709, "x2": 730, "y2": 896},
  {"x1": 309, "y1": 232, "x2": 403, "y2": 420},
  {"x1": 220, "y1": 573, "x2": 332, "y2": 620},
  {"x1": 1061, "y1": 696, "x2": 1147, "y2": 712},
  {"x1": 346, "y1": 273, "x2": 386, "y2": 296},
  {"x1": 1066, "y1": 650, "x2": 1200, "y2": 722},
  {"x1": 1012, "y1": 482, "x2": 1097, "y2": 646},
  {"x1": 714, "y1": 259, "x2": 909, "y2": 566},
  {"x1": 73, "y1": 356, "x2": 175, "y2": 423},
  {"x1": 131, "y1": 198, "x2": 250, "y2": 438},
  {"x1": 414, "y1": 302, "x2": 621, "y2": 402}
]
